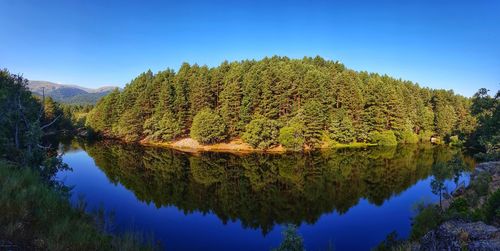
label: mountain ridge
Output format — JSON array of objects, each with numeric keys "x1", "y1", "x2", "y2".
[{"x1": 28, "y1": 80, "x2": 118, "y2": 105}]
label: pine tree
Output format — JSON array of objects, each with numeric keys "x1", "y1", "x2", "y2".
[
  {"x1": 302, "y1": 100, "x2": 325, "y2": 149},
  {"x1": 174, "y1": 63, "x2": 192, "y2": 131},
  {"x1": 329, "y1": 109, "x2": 355, "y2": 144},
  {"x1": 219, "y1": 64, "x2": 243, "y2": 136}
]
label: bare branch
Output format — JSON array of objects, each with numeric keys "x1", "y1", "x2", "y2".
[
  {"x1": 40, "y1": 114, "x2": 61, "y2": 130},
  {"x1": 37, "y1": 87, "x2": 45, "y2": 121},
  {"x1": 37, "y1": 143, "x2": 52, "y2": 149},
  {"x1": 17, "y1": 93, "x2": 30, "y2": 128}
]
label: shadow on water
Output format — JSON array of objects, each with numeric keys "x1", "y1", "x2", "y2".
[{"x1": 59, "y1": 139, "x2": 474, "y2": 235}]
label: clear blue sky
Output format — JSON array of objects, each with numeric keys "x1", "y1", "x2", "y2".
[{"x1": 1, "y1": 0, "x2": 499, "y2": 96}]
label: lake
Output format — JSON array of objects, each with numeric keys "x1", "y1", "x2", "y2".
[{"x1": 56, "y1": 140, "x2": 474, "y2": 250}]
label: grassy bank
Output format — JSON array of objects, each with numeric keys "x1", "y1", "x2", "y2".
[{"x1": 0, "y1": 160, "x2": 159, "y2": 251}]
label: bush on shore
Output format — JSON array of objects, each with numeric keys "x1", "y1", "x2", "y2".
[
  {"x1": 242, "y1": 117, "x2": 280, "y2": 150},
  {"x1": 279, "y1": 123, "x2": 305, "y2": 151},
  {"x1": 369, "y1": 130, "x2": 398, "y2": 146},
  {"x1": 190, "y1": 109, "x2": 227, "y2": 144}
]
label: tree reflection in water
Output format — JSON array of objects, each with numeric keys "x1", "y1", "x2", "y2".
[{"x1": 63, "y1": 140, "x2": 474, "y2": 234}]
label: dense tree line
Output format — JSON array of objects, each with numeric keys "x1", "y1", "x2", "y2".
[{"x1": 86, "y1": 56, "x2": 477, "y2": 150}]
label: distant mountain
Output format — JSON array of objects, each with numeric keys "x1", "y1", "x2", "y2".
[{"x1": 28, "y1": 81, "x2": 118, "y2": 105}]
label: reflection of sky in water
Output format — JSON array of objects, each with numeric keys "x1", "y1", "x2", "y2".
[{"x1": 56, "y1": 147, "x2": 471, "y2": 251}]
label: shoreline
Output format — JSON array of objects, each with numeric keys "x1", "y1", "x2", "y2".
[{"x1": 139, "y1": 137, "x2": 378, "y2": 154}]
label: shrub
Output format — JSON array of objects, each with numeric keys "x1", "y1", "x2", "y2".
[
  {"x1": 242, "y1": 118, "x2": 280, "y2": 149},
  {"x1": 482, "y1": 189, "x2": 500, "y2": 225},
  {"x1": 474, "y1": 152, "x2": 500, "y2": 162},
  {"x1": 190, "y1": 109, "x2": 227, "y2": 144},
  {"x1": 449, "y1": 135, "x2": 463, "y2": 147},
  {"x1": 398, "y1": 130, "x2": 419, "y2": 144},
  {"x1": 470, "y1": 172, "x2": 492, "y2": 197},
  {"x1": 369, "y1": 130, "x2": 398, "y2": 146},
  {"x1": 279, "y1": 123, "x2": 305, "y2": 151},
  {"x1": 445, "y1": 198, "x2": 472, "y2": 220}
]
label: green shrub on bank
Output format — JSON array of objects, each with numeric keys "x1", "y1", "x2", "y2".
[
  {"x1": 279, "y1": 123, "x2": 305, "y2": 151},
  {"x1": 190, "y1": 109, "x2": 227, "y2": 144},
  {"x1": 483, "y1": 189, "x2": 500, "y2": 225},
  {"x1": 471, "y1": 172, "x2": 492, "y2": 198},
  {"x1": 398, "y1": 130, "x2": 419, "y2": 144},
  {"x1": 445, "y1": 198, "x2": 475, "y2": 220},
  {"x1": 242, "y1": 118, "x2": 280, "y2": 149},
  {"x1": 369, "y1": 130, "x2": 398, "y2": 146}
]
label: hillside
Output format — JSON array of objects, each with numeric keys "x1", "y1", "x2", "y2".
[
  {"x1": 28, "y1": 80, "x2": 117, "y2": 105},
  {"x1": 85, "y1": 56, "x2": 483, "y2": 152}
]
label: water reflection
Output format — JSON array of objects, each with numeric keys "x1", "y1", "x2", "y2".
[{"x1": 61, "y1": 140, "x2": 473, "y2": 234}]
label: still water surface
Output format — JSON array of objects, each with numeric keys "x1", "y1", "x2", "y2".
[{"x1": 56, "y1": 141, "x2": 473, "y2": 250}]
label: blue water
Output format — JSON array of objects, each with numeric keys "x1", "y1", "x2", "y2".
[{"x1": 56, "y1": 142, "x2": 472, "y2": 250}]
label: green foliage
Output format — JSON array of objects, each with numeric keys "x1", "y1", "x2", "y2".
[
  {"x1": 398, "y1": 130, "x2": 419, "y2": 144},
  {"x1": 328, "y1": 109, "x2": 355, "y2": 144},
  {"x1": 418, "y1": 130, "x2": 435, "y2": 143},
  {"x1": 469, "y1": 88, "x2": 499, "y2": 159},
  {"x1": 190, "y1": 109, "x2": 227, "y2": 144},
  {"x1": 482, "y1": 189, "x2": 500, "y2": 225},
  {"x1": 435, "y1": 105, "x2": 457, "y2": 137},
  {"x1": 59, "y1": 103, "x2": 93, "y2": 130},
  {"x1": 448, "y1": 135, "x2": 463, "y2": 147},
  {"x1": 116, "y1": 108, "x2": 144, "y2": 142},
  {"x1": 279, "y1": 123, "x2": 305, "y2": 151},
  {"x1": 369, "y1": 130, "x2": 398, "y2": 146},
  {"x1": 273, "y1": 224, "x2": 305, "y2": 251},
  {"x1": 470, "y1": 172, "x2": 492, "y2": 198},
  {"x1": 219, "y1": 64, "x2": 244, "y2": 136},
  {"x1": 445, "y1": 198, "x2": 472, "y2": 220},
  {"x1": 86, "y1": 88, "x2": 120, "y2": 136},
  {"x1": 0, "y1": 69, "x2": 45, "y2": 166},
  {"x1": 143, "y1": 111, "x2": 182, "y2": 141},
  {"x1": 302, "y1": 100, "x2": 325, "y2": 149},
  {"x1": 416, "y1": 103, "x2": 435, "y2": 133},
  {"x1": 242, "y1": 117, "x2": 280, "y2": 149},
  {"x1": 410, "y1": 203, "x2": 442, "y2": 240},
  {"x1": 83, "y1": 57, "x2": 478, "y2": 150}
]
